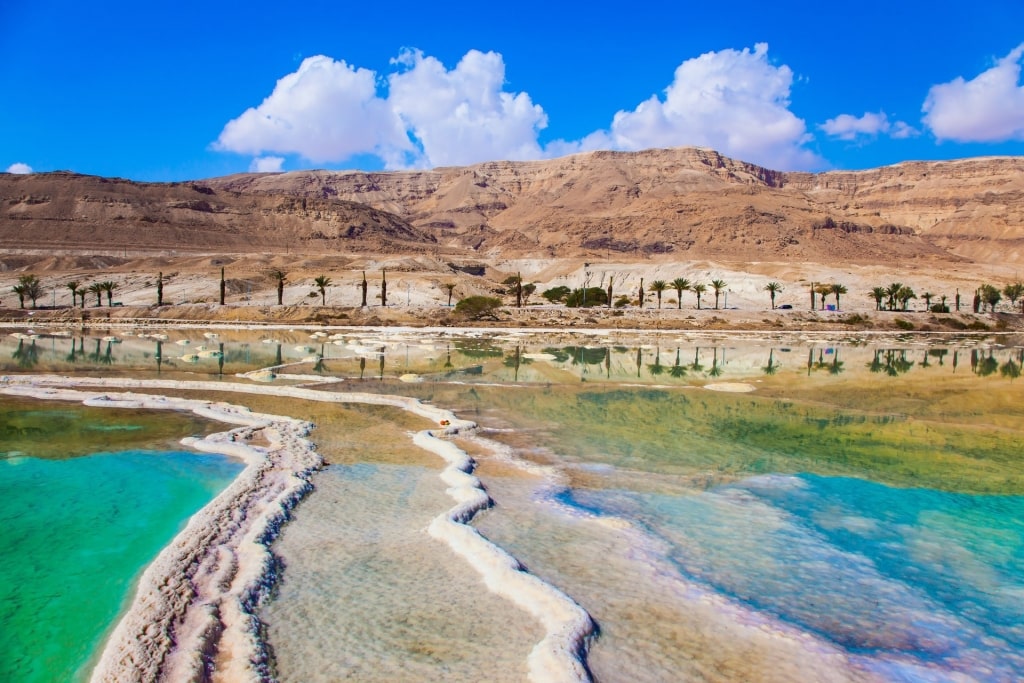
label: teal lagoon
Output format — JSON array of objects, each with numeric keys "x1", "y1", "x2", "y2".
[{"x1": 0, "y1": 432, "x2": 241, "y2": 682}]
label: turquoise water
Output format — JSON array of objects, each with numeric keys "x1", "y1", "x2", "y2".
[
  {"x1": 0, "y1": 448, "x2": 241, "y2": 683},
  {"x1": 555, "y1": 475, "x2": 1024, "y2": 679}
]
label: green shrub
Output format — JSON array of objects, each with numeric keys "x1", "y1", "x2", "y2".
[
  {"x1": 541, "y1": 286, "x2": 571, "y2": 303},
  {"x1": 565, "y1": 287, "x2": 608, "y2": 308},
  {"x1": 894, "y1": 318, "x2": 914, "y2": 330},
  {"x1": 454, "y1": 296, "x2": 502, "y2": 320},
  {"x1": 614, "y1": 295, "x2": 631, "y2": 308}
]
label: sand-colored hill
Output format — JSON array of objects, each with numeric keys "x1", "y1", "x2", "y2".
[
  {"x1": 204, "y1": 147, "x2": 1024, "y2": 267},
  {"x1": 0, "y1": 171, "x2": 434, "y2": 254}
]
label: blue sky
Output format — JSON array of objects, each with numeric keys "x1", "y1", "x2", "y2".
[{"x1": 2, "y1": 1, "x2": 1023, "y2": 181}]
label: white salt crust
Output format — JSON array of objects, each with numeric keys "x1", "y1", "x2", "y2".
[{"x1": 0, "y1": 375, "x2": 595, "y2": 683}]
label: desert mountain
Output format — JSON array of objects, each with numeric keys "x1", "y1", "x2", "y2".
[
  {"x1": 3, "y1": 148, "x2": 1023, "y2": 268},
  {"x1": 0, "y1": 172, "x2": 433, "y2": 254}
]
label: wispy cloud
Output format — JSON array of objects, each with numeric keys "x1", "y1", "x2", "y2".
[
  {"x1": 923, "y1": 43, "x2": 1024, "y2": 142},
  {"x1": 820, "y1": 111, "x2": 917, "y2": 141}
]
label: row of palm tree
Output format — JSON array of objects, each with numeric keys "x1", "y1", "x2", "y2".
[
  {"x1": 9, "y1": 275, "x2": 120, "y2": 309},
  {"x1": 866, "y1": 281, "x2": 1024, "y2": 313},
  {"x1": 644, "y1": 278, "x2": 729, "y2": 310}
]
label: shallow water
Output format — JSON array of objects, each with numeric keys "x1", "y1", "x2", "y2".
[
  {"x1": 4, "y1": 328, "x2": 1024, "y2": 682},
  {"x1": 262, "y1": 463, "x2": 539, "y2": 682},
  {"x1": 0, "y1": 432, "x2": 241, "y2": 683}
]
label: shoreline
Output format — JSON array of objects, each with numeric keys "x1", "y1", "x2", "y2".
[{"x1": 0, "y1": 375, "x2": 596, "y2": 683}]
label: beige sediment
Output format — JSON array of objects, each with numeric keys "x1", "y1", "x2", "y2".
[{"x1": 0, "y1": 374, "x2": 596, "y2": 683}]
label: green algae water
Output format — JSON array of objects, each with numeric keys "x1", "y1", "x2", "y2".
[{"x1": 0, "y1": 401, "x2": 242, "y2": 683}]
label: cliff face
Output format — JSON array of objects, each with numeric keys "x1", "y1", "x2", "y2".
[{"x1": 3, "y1": 148, "x2": 1022, "y2": 267}]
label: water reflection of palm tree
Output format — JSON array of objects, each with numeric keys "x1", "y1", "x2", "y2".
[
  {"x1": 359, "y1": 356, "x2": 366, "y2": 380},
  {"x1": 605, "y1": 346, "x2": 611, "y2": 379},
  {"x1": 952, "y1": 349, "x2": 959, "y2": 373},
  {"x1": 648, "y1": 347, "x2": 665, "y2": 376},
  {"x1": 275, "y1": 343, "x2": 283, "y2": 367},
  {"x1": 379, "y1": 352, "x2": 385, "y2": 380},
  {"x1": 219, "y1": 342, "x2": 225, "y2": 375},
  {"x1": 444, "y1": 344, "x2": 453, "y2": 369},
  {"x1": 929, "y1": 348, "x2": 948, "y2": 366},
  {"x1": 66, "y1": 337, "x2": 82, "y2": 363},
  {"x1": 867, "y1": 349, "x2": 883, "y2": 374},
  {"x1": 635, "y1": 347, "x2": 642, "y2": 378},
  {"x1": 156, "y1": 340, "x2": 163, "y2": 373},
  {"x1": 888, "y1": 350, "x2": 913, "y2": 376},
  {"x1": 828, "y1": 349, "x2": 844, "y2": 375},
  {"x1": 670, "y1": 348, "x2": 687, "y2": 378},
  {"x1": 919, "y1": 350, "x2": 931, "y2": 369},
  {"x1": 708, "y1": 348, "x2": 723, "y2": 377},
  {"x1": 88, "y1": 338, "x2": 103, "y2": 364},
  {"x1": 1000, "y1": 357, "x2": 1021, "y2": 380},
  {"x1": 101, "y1": 341, "x2": 115, "y2": 365},
  {"x1": 13, "y1": 339, "x2": 40, "y2": 368},
  {"x1": 690, "y1": 347, "x2": 704, "y2": 374},
  {"x1": 762, "y1": 348, "x2": 779, "y2": 375},
  {"x1": 976, "y1": 350, "x2": 999, "y2": 377}
]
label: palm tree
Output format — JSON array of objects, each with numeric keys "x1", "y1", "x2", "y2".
[
  {"x1": 764, "y1": 281, "x2": 783, "y2": 309},
  {"x1": 313, "y1": 275, "x2": 331, "y2": 305},
  {"x1": 830, "y1": 283, "x2": 848, "y2": 310},
  {"x1": 921, "y1": 292, "x2": 935, "y2": 311},
  {"x1": 87, "y1": 282, "x2": 104, "y2": 307},
  {"x1": 606, "y1": 276, "x2": 614, "y2": 309},
  {"x1": 897, "y1": 286, "x2": 917, "y2": 311},
  {"x1": 359, "y1": 271, "x2": 368, "y2": 307},
  {"x1": 885, "y1": 282, "x2": 904, "y2": 311},
  {"x1": 99, "y1": 281, "x2": 118, "y2": 306},
  {"x1": 156, "y1": 272, "x2": 164, "y2": 306},
  {"x1": 815, "y1": 284, "x2": 832, "y2": 310},
  {"x1": 671, "y1": 278, "x2": 691, "y2": 309},
  {"x1": 693, "y1": 283, "x2": 707, "y2": 309},
  {"x1": 17, "y1": 275, "x2": 43, "y2": 308},
  {"x1": 710, "y1": 279, "x2": 727, "y2": 309},
  {"x1": 381, "y1": 270, "x2": 388, "y2": 306},
  {"x1": 66, "y1": 280, "x2": 81, "y2": 308},
  {"x1": 869, "y1": 286, "x2": 886, "y2": 311},
  {"x1": 269, "y1": 269, "x2": 287, "y2": 305},
  {"x1": 650, "y1": 280, "x2": 668, "y2": 309},
  {"x1": 443, "y1": 282, "x2": 456, "y2": 307},
  {"x1": 11, "y1": 283, "x2": 26, "y2": 309}
]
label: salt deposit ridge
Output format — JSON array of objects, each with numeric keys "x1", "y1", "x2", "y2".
[{"x1": 0, "y1": 374, "x2": 596, "y2": 682}]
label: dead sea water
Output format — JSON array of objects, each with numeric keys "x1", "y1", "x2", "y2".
[
  {"x1": 0, "y1": 399, "x2": 241, "y2": 683},
  {"x1": 2, "y1": 328, "x2": 1023, "y2": 681}
]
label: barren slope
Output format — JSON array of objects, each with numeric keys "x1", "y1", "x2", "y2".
[
  {"x1": 0, "y1": 172, "x2": 435, "y2": 254},
  {"x1": 205, "y1": 148, "x2": 1023, "y2": 266}
]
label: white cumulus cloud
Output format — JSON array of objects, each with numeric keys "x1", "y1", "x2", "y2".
[
  {"x1": 215, "y1": 50, "x2": 547, "y2": 170},
  {"x1": 249, "y1": 156, "x2": 285, "y2": 173},
  {"x1": 923, "y1": 43, "x2": 1024, "y2": 142},
  {"x1": 214, "y1": 55, "x2": 411, "y2": 165},
  {"x1": 820, "y1": 111, "x2": 917, "y2": 141},
  {"x1": 215, "y1": 45, "x2": 827, "y2": 172},
  {"x1": 5, "y1": 162, "x2": 33, "y2": 174},
  {"x1": 387, "y1": 49, "x2": 547, "y2": 167},
  {"x1": 588, "y1": 44, "x2": 821, "y2": 170}
]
